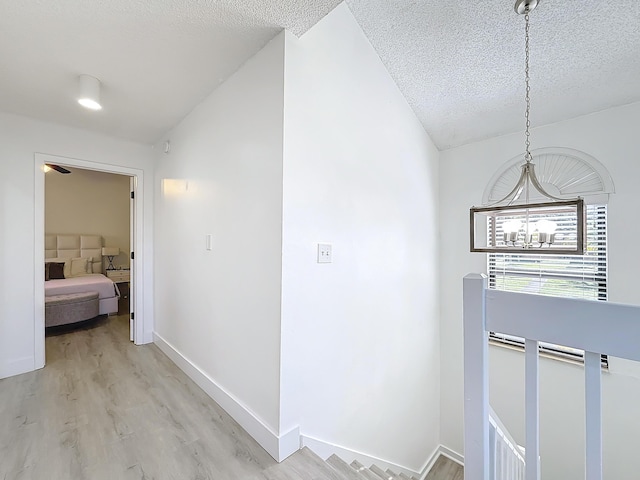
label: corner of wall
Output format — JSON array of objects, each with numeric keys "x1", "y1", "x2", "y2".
[{"x1": 153, "y1": 332, "x2": 300, "y2": 462}]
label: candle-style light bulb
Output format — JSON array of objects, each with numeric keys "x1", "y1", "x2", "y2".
[
  {"x1": 503, "y1": 220, "x2": 523, "y2": 244},
  {"x1": 535, "y1": 219, "x2": 557, "y2": 245}
]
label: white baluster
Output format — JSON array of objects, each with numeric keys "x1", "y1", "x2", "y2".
[
  {"x1": 525, "y1": 339, "x2": 540, "y2": 480},
  {"x1": 585, "y1": 351, "x2": 603, "y2": 480}
]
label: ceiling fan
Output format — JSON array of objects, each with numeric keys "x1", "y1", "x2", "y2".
[{"x1": 44, "y1": 164, "x2": 71, "y2": 174}]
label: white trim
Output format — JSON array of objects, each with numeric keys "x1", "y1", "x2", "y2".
[
  {"x1": 0, "y1": 356, "x2": 36, "y2": 379},
  {"x1": 34, "y1": 153, "x2": 150, "y2": 371},
  {"x1": 153, "y1": 332, "x2": 299, "y2": 462},
  {"x1": 416, "y1": 445, "x2": 464, "y2": 480},
  {"x1": 436, "y1": 445, "x2": 465, "y2": 466},
  {"x1": 34, "y1": 158, "x2": 45, "y2": 369}
]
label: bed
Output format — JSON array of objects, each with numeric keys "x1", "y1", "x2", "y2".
[{"x1": 45, "y1": 234, "x2": 119, "y2": 316}]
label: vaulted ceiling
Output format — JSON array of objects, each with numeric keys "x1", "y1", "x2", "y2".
[{"x1": 1, "y1": 0, "x2": 639, "y2": 150}]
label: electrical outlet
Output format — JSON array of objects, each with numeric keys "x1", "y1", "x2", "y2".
[{"x1": 317, "y1": 244, "x2": 332, "y2": 263}]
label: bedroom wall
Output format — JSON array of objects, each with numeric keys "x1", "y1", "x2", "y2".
[
  {"x1": 45, "y1": 167, "x2": 130, "y2": 270},
  {"x1": 0, "y1": 111, "x2": 154, "y2": 379},
  {"x1": 439, "y1": 101, "x2": 640, "y2": 479},
  {"x1": 152, "y1": 33, "x2": 285, "y2": 446},
  {"x1": 280, "y1": 4, "x2": 441, "y2": 473}
]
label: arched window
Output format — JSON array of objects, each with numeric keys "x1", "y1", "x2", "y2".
[{"x1": 485, "y1": 148, "x2": 614, "y2": 362}]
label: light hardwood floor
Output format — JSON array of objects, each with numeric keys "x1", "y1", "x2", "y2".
[
  {"x1": 424, "y1": 456, "x2": 464, "y2": 480},
  {"x1": 0, "y1": 314, "x2": 280, "y2": 479},
  {"x1": 0, "y1": 315, "x2": 463, "y2": 480}
]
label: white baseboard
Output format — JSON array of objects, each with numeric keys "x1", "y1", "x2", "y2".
[
  {"x1": 0, "y1": 356, "x2": 36, "y2": 380},
  {"x1": 152, "y1": 332, "x2": 463, "y2": 473},
  {"x1": 153, "y1": 332, "x2": 300, "y2": 462},
  {"x1": 417, "y1": 445, "x2": 443, "y2": 479},
  {"x1": 416, "y1": 445, "x2": 464, "y2": 480},
  {"x1": 438, "y1": 444, "x2": 464, "y2": 466}
]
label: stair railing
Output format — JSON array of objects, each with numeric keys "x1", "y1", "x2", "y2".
[
  {"x1": 463, "y1": 273, "x2": 640, "y2": 480},
  {"x1": 489, "y1": 406, "x2": 525, "y2": 480}
]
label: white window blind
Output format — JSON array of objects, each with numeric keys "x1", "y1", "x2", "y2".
[{"x1": 488, "y1": 205, "x2": 608, "y2": 362}]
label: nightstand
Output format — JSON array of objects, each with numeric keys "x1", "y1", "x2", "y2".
[
  {"x1": 106, "y1": 270, "x2": 130, "y2": 283},
  {"x1": 106, "y1": 270, "x2": 130, "y2": 314}
]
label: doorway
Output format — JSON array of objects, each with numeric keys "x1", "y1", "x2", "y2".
[
  {"x1": 34, "y1": 153, "x2": 146, "y2": 369},
  {"x1": 45, "y1": 166, "x2": 132, "y2": 339}
]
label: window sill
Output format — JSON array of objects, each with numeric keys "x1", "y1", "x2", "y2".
[{"x1": 489, "y1": 339, "x2": 609, "y2": 370}]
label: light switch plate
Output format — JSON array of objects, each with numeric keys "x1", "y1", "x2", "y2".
[
  {"x1": 317, "y1": 244, "x2": 332, "y2": 263},
  {"x1": 206, "y1": 234, "x2": 213, "y2": 251}
]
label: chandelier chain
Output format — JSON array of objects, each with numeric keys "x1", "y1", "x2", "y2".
[{"x1": 524, "y1": 9, "x2": 532, "y2": 163}]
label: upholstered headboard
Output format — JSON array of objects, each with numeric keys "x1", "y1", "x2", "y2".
[{"x1": 45, "y1": 234, "x2": 103, "y2": 274}]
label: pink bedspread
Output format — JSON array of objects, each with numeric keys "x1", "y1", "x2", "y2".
[{"x1": 45, "y1": 274, "x2": 119, "y2": 300}]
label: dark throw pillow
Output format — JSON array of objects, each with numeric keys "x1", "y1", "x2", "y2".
[{"x1": 48, "y1": 262, "x2": 65, "y2": 280}]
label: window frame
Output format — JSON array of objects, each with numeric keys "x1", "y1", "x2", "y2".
[{"x1": 487, "y1": 204, "x2": 608, "y2": 366}]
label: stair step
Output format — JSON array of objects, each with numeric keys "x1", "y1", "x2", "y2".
[
  {"x1": 327, "y1": 455, "x2": 365, "y2": 480},
  {"x1": 398, "y1": 474, "x2": 412, "y2": 480},
  {"x1": 262, "y1": 447, "x2": 349, "y2": 480},
  {"x1": 370, "y1": 464, "x2": 394, "y2": 480},
  {"x1": 351, "y1": 460, "x2": 386, "y2": 480},
  {"x1": 386, "y1": 468, "x2": 404, "y2": 480}
]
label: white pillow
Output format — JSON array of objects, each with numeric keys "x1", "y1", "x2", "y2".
[{"x1": 68, "y1": 257, "x2": 90, "y2": 277}]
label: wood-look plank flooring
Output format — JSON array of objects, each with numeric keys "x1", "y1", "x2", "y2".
[
  {"x1": 0, "y1": 314, "x2": 463, "y2": 480},
  {"x1": 424, "y1": 456, "x2": 464, "y2": 480},
  {"x1": 0, "y1": 314, "x2": 282, "y2": 480}
]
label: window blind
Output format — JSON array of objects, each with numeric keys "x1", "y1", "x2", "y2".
[{"x1": 488, "y1": 205, "x2": 608, "y2": 363}]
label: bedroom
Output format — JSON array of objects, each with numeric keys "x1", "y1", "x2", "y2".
[{"x1": 44, "y1": 165, "x2": 132, "y2": 338}]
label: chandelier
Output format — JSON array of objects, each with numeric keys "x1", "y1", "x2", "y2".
[{"x1": 470, "y1": 0, "x2": 586, "y2": 255}]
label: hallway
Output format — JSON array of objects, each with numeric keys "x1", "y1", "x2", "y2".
[{"x1": 0, "y1": 314, "x2": 277, "y2": 479}]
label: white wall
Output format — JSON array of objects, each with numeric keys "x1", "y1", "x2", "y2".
[
  {"x1": 281, "y1": 4, "x2": 441, "y2": 472},
  {"x1": 439, "y1": 102, "x2": 640, "y2": 478},
  {"x1": 46, "y1": 168, "x2": 130, "y2": 270},
  {"x1": 153, "y1": 34, "x2": 285, "y2": 440},
  {"x1": 0, "y1": 112, "x2": 154, "y2": 379}
]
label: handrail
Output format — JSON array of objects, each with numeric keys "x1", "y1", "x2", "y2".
[
  {"x1": 489, "y1": 406, "x2": 524, "y2": 464},
  {"x1": 463, "y1": 273, "x2": 640, "y2": 480},
  {"x1": 489, "y1": 407, "x2": 525, "y2": 480}
]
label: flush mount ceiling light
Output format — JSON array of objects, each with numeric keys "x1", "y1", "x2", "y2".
[
  {"x1": 469, "y1": 0, "x2": 585, "y2": 255},
  {"x1": 77, "y1": 74, "x2": 103, "y2": 111}
]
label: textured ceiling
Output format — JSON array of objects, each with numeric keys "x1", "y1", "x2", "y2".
[
  {"x1": 346, "y1": 0, "x2": 640, "y2": 149},
  {"x1": 1, "y1": 1, "x2": 639, "y2": 148}
]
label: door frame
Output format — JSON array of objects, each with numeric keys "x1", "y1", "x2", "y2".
[{"x1": 34, "y1": 152, "x2": 147, "y2": 368}]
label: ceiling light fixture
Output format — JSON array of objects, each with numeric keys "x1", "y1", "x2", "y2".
[
  {"x1": 44, "y1": 164, "x2": 72, "y2": 174},
  {"x1": 78, "y1": 74, "x2": 103, "y2": 111},
  {"x1": 469, "y1": 0, "x2": 585, "y2": 255}
]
